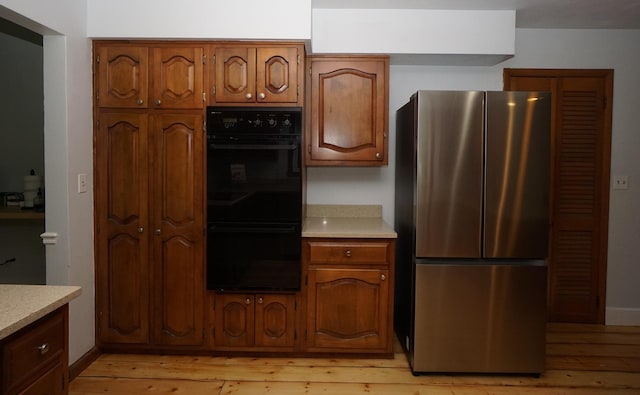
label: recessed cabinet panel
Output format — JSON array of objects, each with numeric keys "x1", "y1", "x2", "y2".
[
  {"x1": 215, "y1": 47, "x2": 256, "y2": 103},
  {"x1": 212, "y1": 44, "x2": 302, "y2": 106},
  {"x1": 151, "y1": 114, "x2": 205, "y2": 346},
  {"x1": 96, "y1": 44, "x2": 205, "y2": 109},
  {"x1": 214, "y1": 293, "x2": 296, "y2": 350},
  {"x1": 307, "y1": 56, "x2": 389, "y2": 165},
  {"x1": 255, "y1": 294, "x2": 296, "y2": 348},
  {"x1": 303, "y1": 238, "x2": 395, "y2": 355},
  {"x1": 257, "y1": 47, "x2": 298, "y2": 103},
  {"x1": 307, "y1": 268, "x2": 389, "y2": 350},
  {"x1": 97, "y1": 46, "x2": 149, "y2": 108},
  {"x1": 96, "y1": 112, "x2": 150, "y2": 345},
  {"x1": 94, "y1": 108, "x2": 205, "y2": 349},
  {"x1": 151, "y1": 47, "x2": 204, "y2": 109}
]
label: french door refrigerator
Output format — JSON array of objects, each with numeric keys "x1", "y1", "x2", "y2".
[{"x1": 394, "y1": 90, "x2": 551, "y2": 374}]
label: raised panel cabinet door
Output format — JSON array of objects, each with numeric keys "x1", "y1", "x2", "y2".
[
  {"x1": 254, "y1": 294, "x2": 296, "y2": 348},
  {"x1": 256, "y1": 47, "x2": 299, "y2": 104},
  {"x1": 95, "y1": 112, "x2": 150, "y2": 345},
  {"x1": 308, "y1": 57, "x2": 389, "y2": 165},
  {"x1": 151, "y1": 47, "x2": 204, "y2": 109},
  {"x1": 18, "y1": 363, "x2": 64, "y2": 395},
  {"x1": 96, "y1": 46, "x2": 149, "y2": 108},
  {"x1": 150, "y1": 113, "x2": 205, "y2": 346},
  {"x1": 214, "y1": 294, "x2": 255, "y2": 348},
  {"x1": 306, "y1": 268, "x2": 389, "y2": 351},
  {"x1": 214, "y1": 46, "x2": 257, "y2": 103}
]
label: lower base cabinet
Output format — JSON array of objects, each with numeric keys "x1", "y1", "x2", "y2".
[
  {"x1": 214, "y1": 293, "x2": 297, "y2": 350},
  {"x1": 1, "y1": 307, "x2": 68, "y2": 395},
  {"x1": 303, "y1": 238, "x2": 395, "y2": 355}
]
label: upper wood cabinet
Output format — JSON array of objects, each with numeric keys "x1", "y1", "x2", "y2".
[
  {"x1": 306, "y1": 56, "x2": 390, "y2": 166},
  {"x1": 95, "y1": 43, "x2": 205, "y2": 109},
  {"x1": 211, "y1": 43, "x2": 303, "y2": 106}
]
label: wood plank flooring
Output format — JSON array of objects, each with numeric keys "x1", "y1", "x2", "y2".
[{"x1": 70, "y1": 323, "x2": 640, "y2": 394}]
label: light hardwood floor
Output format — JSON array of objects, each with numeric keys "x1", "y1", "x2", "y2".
[{"x1": 70, "y1": 323, "x2": 640, "y2": 394}]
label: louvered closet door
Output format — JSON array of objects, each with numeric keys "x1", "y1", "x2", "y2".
[
  {"x1": 504, "y1": 70, "x2": 613, "y2": 323},
  {"x1": 552, "y1": 77, "x2": 609, "y2": 323}
]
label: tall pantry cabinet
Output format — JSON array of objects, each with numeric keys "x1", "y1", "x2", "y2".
[{"x1": 93, "y1": 42, "x2": 206, "y2": 349}]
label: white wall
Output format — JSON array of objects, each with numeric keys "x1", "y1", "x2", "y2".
[
  {"x1": 87, "y1": 0, "x2": 312, "y2": 40},
  {"x1": 0, "y1": 0, "x2": 94, "y2": 362},
  {"x1": 309, "y1": 28, "x2": 640, "y2": 325}
]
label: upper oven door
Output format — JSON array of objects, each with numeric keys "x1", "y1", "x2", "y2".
[{"x1": 207, "y1": 107, "x2": 302, "y2": 224}]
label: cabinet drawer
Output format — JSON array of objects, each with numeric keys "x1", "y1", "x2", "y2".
[
  {"x1": 2, "y1": 310, "x2": 64, "y2": 392},
  {"x1": 308, "y1": 241, "x2": 390, "y2": 265}
]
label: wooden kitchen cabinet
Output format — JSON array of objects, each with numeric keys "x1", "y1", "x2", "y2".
[
  {"x1": 303, "y1": 238, "x2": 395, "y2": 355},
  {"x1": 214, "y1": 293, "x2": 297, "y2": 350},
  {"x1": 211, "y1": 43, "x2": 303, "y2": 106},
  {"x1": 1, "y1": 307, "x2": 68, "y2": 395},
  {"x1": 96, "y1": 43, "x2": 205, "y2": 109},
  {"x1": 306, "y1": 56, "x2": 389, "y2": 166},
  {"x1": 94, "y1": 110, "x2": 205, "y2": 349}
]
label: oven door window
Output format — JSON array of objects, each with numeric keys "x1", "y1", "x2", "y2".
[
  {"x1": 207, "y1": 223, "x2": 301, "y2": 291},
  {"x1": 207, "y1": 138, "x2": 301, "y2": 223}
]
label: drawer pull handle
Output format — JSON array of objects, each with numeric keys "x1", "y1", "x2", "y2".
[
  {"x1": 258, "y1": 297, "x2": 264, "y2": 304},
  {"x1": 380, "y1": 274, "x2": 386, "y2": 281},
  {"x1": 37, "y1": 343, "x2": 49, "y2": 355},
  {"x1": 345, "y1": 250, "x2": 352, "y2": 257},
  {"x1": 245, "y1": 298, "x2": 251, "y2": 305}
]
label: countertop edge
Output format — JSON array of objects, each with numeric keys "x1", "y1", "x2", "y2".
[
  {"x1": 0, "y1": 285, "x2": 82, "y2": 340},
  {"x1": 302, "y1": 216, "x2": 397, "y2": 239}
]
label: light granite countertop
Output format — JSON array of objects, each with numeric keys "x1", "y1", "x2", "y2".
[
  {"x1": 302, "y1": 204, "x2": 397, "y2": 238},
  {"x1": 0, "y1": 284, "x2": 81, "y2": 340}
]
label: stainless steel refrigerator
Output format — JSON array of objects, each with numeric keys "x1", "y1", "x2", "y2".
[{"x1": 394, "y1": 90, "x2": 551, "y2": 374}]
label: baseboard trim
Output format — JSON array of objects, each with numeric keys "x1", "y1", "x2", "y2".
[
  {"x1": 69, "y1": 346, "x2": 101, "y2": 380},
  {"x1": 606, "y1": 307, "x2": 640, "y2": 326}
]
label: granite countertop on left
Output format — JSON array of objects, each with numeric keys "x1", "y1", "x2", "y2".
[{"x1": 0, "y1": 284, "x2": 81, "y2": 340}]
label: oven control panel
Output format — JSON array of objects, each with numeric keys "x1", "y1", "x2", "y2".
[{"x1": 207, "y1": 107, "x2": 301, "y2": 134}]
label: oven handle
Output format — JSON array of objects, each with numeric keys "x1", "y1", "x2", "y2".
[
  {"x1": 208, "y1": 225, "x2": 298, "y2": 234},
  {"x1": 209, "y1": 144, "x2": 298, "y2": 150}
]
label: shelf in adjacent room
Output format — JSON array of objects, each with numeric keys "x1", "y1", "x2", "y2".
[{"x1": 0, "y1": 207, "x2": 45, "y2": 220}]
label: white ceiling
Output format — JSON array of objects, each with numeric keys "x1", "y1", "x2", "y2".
[{"x1": 312, "y1": 0, "x2": 640, "y2": 29}]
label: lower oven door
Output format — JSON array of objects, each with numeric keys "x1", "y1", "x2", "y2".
[{"x1": 207, "y1": 222, "x2": 301, "y2": 291}]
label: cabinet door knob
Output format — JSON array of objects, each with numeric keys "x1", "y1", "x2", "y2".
[
  {"x1": 258, "y1": 92, "x2": 266, "y2": 99},
  {"x1": 245, "y1": 93, "x2": 253, "y2": 100},
  {"x1": 380, "y1": 274, "x2": 386, "y2": 281},
  {"x1": 155, "y1": 99, "x2": 162, "y2": 106},
  {"x1": 258, "y1": 297, "x2": 264, "y2": 304},
  {"x1": 137, "y1": 227, "x2": 144, "y2": 233},
  {"x1": 345, "y1": 250, "x2": 352, "y2": 257},
  {"x1": 245, "y1": 298, "x2": 251, "y2": 305},
  {"x1": 37, "y1": 343, "x2": 49, "y2": 355},
  {"x1": 155, "y1": 229, "x2": 161, "y2": 235},
  {"x1": 136, "y1": 99, "x2": 143, "y2": 105},
  {"x1": 376, "y1": 152, "x2": 382, "y2": 160}
]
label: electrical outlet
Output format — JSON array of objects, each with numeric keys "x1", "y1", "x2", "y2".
[
  {"x1": 613, "y1": 175, "x2": 629, "y2": 190},
  {"x1": 78, "y1": 173, "x2": 87, "y2": 193}
]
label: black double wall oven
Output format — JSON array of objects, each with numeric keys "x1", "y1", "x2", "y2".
[{"x1": 206, "y1": 107, "x2": 302, "y2": 291}]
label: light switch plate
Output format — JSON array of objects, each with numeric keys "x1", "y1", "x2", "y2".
[
  {"x1": 613, "y1": 175, "x2": 629, "y2": 190},
  {"x1": 78, "y1": 173, "x2": 87, "y2": 193}
]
